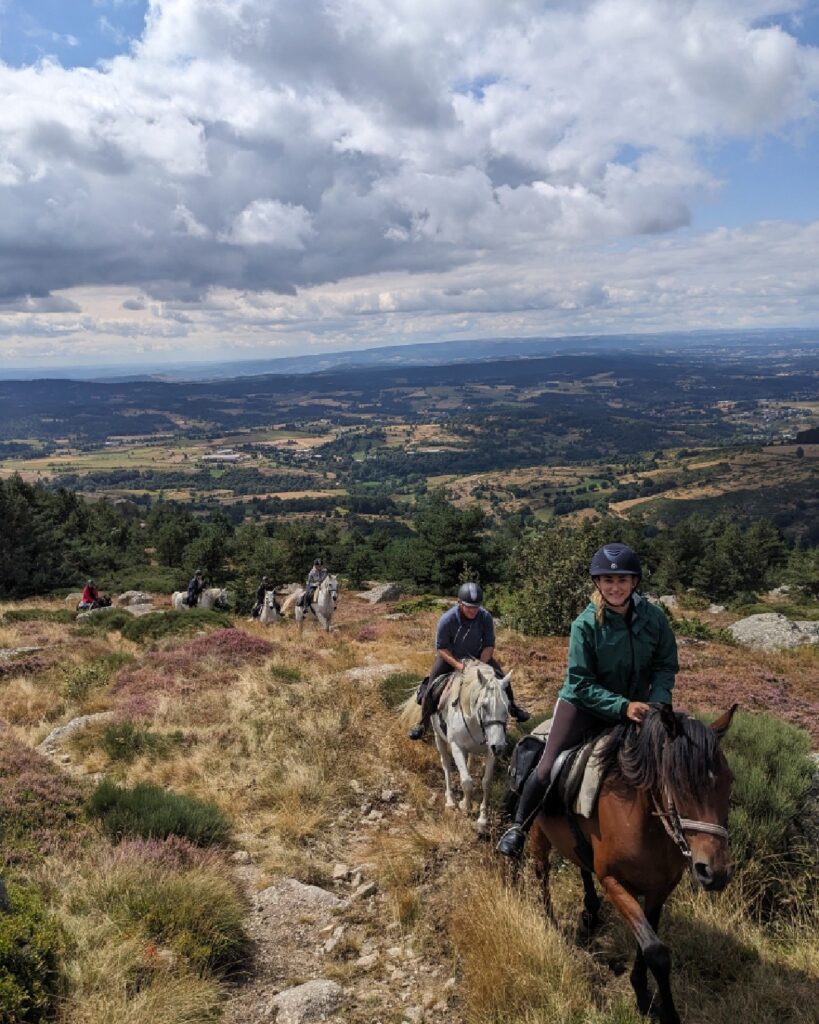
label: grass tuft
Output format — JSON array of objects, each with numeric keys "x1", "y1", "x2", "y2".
[{"x1": 87, "y1": 779, "x2": 231, "y2": 847}]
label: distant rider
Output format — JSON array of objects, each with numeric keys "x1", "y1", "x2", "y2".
[
  {"x1": 186, "y1": 570, "x2": 205, "y2": 608},
  {"x1": 408, "y1": 581, "x2": 530, "y2": 741},
  {"x1": 251, "y1": 576, "x2": 272, "y2": 618},
  {"x1": 496, "y1": 543, "x2": 679, "y2": 860},
  {"x1": 78, "y1": 579, "x2": 100, "y2": 610},
  {"x1": 300, "y1": 559, "x2": 327, "y2": 611}
]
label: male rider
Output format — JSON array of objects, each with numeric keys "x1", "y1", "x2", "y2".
[
  {"x1": 407, "y1": 582, "x2": 530, "y2": 740},
  {"x1": 252, "y1": 576, "x2": 271, "y2": 618},
  {"x1": 186, "y1": 570, "x2": 205, "y2": 608}
]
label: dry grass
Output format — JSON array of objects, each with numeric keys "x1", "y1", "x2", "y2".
[{"x1": 2, "y1": 594, "x2": 818, "y2": 1024}]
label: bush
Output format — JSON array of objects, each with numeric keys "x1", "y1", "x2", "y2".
[
  {"x1": 89, "y1": 855, "x2": 249, "y2": 975},
  {"x1": 672, "y1": 616, "x2": 736, "y2": 644},
  {"x1": 1, "y1": 608, "x2": 76, "y2": 624},
  {"x1": 269, "y1": 663, "x2": 302, "y2": 684},
  {"x1": 87, "y1": 779, "x2": 231, "y2": 847},
  {"x1": 381, "y1": 671, "x2": 419, "y2": 710},
  {"x1": 61, "y1": 652, "x2": 133, "y2": 703},
  {"x1": 0, "y1": 880, "x2": 63, "y2": 1023},
  {"x1": 391, "y1": 594, "x2": 447, "y2": 614},
  {"x1": 101, "y1": 721, "x2": 184, "y2": 764},
  {"x1": 721, "y1": 711, "x2": 817, "y2": 922},
  {"x1": 118, "y1": 609, "x2": 232, "y2": 643}
]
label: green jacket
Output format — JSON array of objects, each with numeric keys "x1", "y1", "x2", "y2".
[{"x1": 558, "y1": 596, "x2": 679, "y2": 722}]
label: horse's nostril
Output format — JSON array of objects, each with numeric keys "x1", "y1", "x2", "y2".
[{"x1": 694, "y1": 862, "x2": 713, "y2": 884}]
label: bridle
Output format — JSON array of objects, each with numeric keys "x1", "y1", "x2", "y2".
[
  {"x1": 651, "y1": 782, "x2": 730, "y2": 885},
  {"x1": 455, "y1": 672, "x2": 508, "y2": 748}
]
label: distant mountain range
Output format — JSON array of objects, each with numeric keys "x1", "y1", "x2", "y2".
[{"x1": 1, "y1": 327, "x2": 816, "y2": 382}]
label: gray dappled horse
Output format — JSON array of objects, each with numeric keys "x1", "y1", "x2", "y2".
[
  {"x1": 258, "y1": 590, "x2": 282, "y2": 624},
  {"x1": 171, "y1": 587, "x2": 228, "y2": 611},
  {"x1": 280, "y1": 575, "x2": 338, "y2": 632}
]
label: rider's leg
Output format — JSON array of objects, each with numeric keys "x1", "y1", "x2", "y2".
[
  {"x1": 408, "y1": 656, "x2": 450, "y2": 740},
  {"x1": 497, "y1": 699, "x2": 606, "y2": 858},
  {"x1": 488, "y1": 659, "x2": 530, "y2": 723}
]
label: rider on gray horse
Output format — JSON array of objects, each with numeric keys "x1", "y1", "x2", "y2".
[
  {"x1": 251, "y1": 575, "x2": 273, "y2": 618},
  {"x1": 300, "y1": 558, "x2": 328, "y2": 611},
  {"x1": 408, "y1": 582, "x2": 530, "y2": 740},
  {"x1": 186, "y1": 570, "x2": 205, "y2": 608}
]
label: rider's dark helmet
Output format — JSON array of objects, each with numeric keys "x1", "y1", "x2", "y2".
[
  {"x1": 590, "y1": 544, "x2": 642, "y2": 579},
  {"x1": 457, "y1": 582, "x2": 483, "y2": 608},
  {"x1": 313, "y1": 558, "x2": 322, "y2": 566},
  {"x1": 194, "y1": 569, "x2": 203, "y2": 576}
]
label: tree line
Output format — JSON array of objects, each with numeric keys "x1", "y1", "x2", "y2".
[{"x1": 0, "y1": 474, "x2": 815, "y2": 629}]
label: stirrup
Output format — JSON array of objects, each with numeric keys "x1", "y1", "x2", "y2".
[
  {"x1": 511, "y1": 705, "x2": 530, "y2": 723},
  {"x1": 496, "y1": 824, "x2": 526, "y2": 859}
]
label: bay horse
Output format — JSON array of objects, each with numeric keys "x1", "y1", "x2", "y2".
[{"x1": 529, "y1": 703, "x2": 736, "y2": 1024}]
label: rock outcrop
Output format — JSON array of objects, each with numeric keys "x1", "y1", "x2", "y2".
[
  {"x1": 356, "y1": 582, "x2": 402, "y2": 603},
  {"x1": 728, "y1": 613, "x2": 819, "y2": 652}
]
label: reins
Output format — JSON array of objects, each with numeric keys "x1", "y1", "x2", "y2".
[{"x1": 453, "y1": 670, "x2": 508, "y2": 747}]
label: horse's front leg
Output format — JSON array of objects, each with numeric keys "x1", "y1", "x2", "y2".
[
  {"x1": 580, "y1": 869, "x2": 602, "y2": 936},
  {"x1": 475, "y1": 752, "x2": 495, "y2": 833},
  {"x1": 599, "y1": 876, "x2": 679, "y2": 1024},
  {"x1": 449, "y1": 742, "x2": 473, "y2": 814},
  {"x1": 432, "y1": 728, "x2": 458, "y2": 809}
]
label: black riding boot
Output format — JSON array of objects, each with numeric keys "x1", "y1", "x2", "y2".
[
  {"x1": 496, "y1": 771, "x2": 550, "y2": 859},
  {"x1": 408, "y1": 687, "x2": 434, "y2": 740},
  {"x1": 505, "y1": 681, "x2": 530, "y2": 724}
]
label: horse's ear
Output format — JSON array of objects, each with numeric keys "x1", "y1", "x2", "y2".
[
  {"x1": 710, "y1": 703, "x2": 738, "y2": 739},
  {"x1": 498, "y1": 671, "x2": 513, "y2": 687},
  {"x1": 658, "y1": 703, "x2": 681, "y2": 738}
]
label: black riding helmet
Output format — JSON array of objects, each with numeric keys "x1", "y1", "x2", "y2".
[
  {"x1": 457, "y1": 581, "x2": 483, "y2": 607},
  {"x1": 590, "y1": 544, "x2": 642, "y2": 579}
]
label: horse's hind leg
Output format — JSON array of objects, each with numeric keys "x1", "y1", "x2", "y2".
[
  {"x1": 579, "y1": 869, "x2": 602, "y2": 935},
  {"x1": 450, "y1": 743, "x2": 474, "y2": 814}
]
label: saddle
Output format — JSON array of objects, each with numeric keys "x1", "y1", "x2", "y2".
[{"x1": 508, "y1": 720, "x2": 611, "y2": 819}]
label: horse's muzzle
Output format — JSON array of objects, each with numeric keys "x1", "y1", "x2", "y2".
[{"x1": 693, "y1": 860, "x2": 733, "y2": 891}]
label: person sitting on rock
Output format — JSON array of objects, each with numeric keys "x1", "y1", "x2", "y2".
[
  {"x1": 78, "y1": 579, "x2": 100, "y2": 610},
  {"x1": 251, "y1": 576, "x2": 273, "y2": 618},
  {"x1": 300, "y1": 559, "x2": 327, "y2": 610},
  {"x1": 186, "y1": 570, "x2": 205, "y2": 608},
  {"x1": 408, "y1": 581, "x2": 530, "y2": 740}
]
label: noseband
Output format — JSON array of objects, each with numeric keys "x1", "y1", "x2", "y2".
[{"x1": 651, "y1": 783, "x2": 730, "y2": 885}]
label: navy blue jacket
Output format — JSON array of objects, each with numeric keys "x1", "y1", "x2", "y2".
[{"x1": 435, "y1": 605, "x2": 495, "y2": 660}]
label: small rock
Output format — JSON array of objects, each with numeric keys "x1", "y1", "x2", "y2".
[
  {"x1": 332, "y1": 863, "x2": 350, "y2": 881},
  {"x1": 318, "y1": 923, "x2": 335, "y2": 939},
  {"x1": 349, "y1": 779, "x2": 363, "y2": 794},
  {"x1": 386, "y1": 946, "x2": 402, "y2": 958},
  {"x1": 403, "y1": 1007, "x2": 424, "y2": 1024},
  {"x1": 231, "y1": 849, "x2": 252, "y2": 864},
  {"x1": 443, "y1": 977, "x2": 457, "y2": 991},
  {"x1": 708, "y1": 604, "x2": 726, "y2": 614},
  {"x1": 271, "y1": 979, "x2": 343, "y2": 1024},
  {"x1": 365, "y1": 809, "x2": 384, "y2": 822},
  {"x1": 380, "y1": 789, "x2": 396, "y2": 803},
  {"x1": 351, "y1": 881, "x2": 378, "y2": 901},
  {"x1": 356, "y1": 952, "x2": 379, "y2": 969}
]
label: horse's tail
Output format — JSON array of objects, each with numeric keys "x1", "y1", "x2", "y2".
[
  {"x1": 280, "y1": 592, "x2": 299, "y2": 617},
  {"x1": 397, "y1": 693, "x2": 422, "y2": 729}
]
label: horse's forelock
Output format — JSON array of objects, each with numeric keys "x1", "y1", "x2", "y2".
[{"x1": 599, "y1": 708, "x2": 722, "y2": 802}]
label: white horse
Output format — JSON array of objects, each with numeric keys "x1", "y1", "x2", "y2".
[
  {"x1": 404, "y1": 660, "x2": 511, "y2": 833},
  {"x1": 258, "y1": 590, "x2": 282, "y2": 624},
  {"x1": 171, "y1": 587, "x2": 228, "y2": 611},
  {"x1": 280, "y1": 575, "x2": 338, "y2": 632}
]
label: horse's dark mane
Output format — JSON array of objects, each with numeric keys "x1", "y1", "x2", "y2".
[{"x1": 598, "y1": 708, "x2": 722, "y2": 803}]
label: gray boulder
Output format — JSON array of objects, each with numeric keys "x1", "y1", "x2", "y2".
[
  {"x1": 117, "y1": 590, "x2": 153, "y2": 606},
  {"x1": 728, "y1": 613, "x2": 819, "y2": 652},
  {"x1": 270, "y1": 980, "x2": 343, "y2": 1024},
  {"x1": 357, "y1": 582, "x2": 402, "y2": 603}
]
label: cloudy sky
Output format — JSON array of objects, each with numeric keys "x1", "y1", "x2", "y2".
[{"x1": 1, "y1": 0, "x2": 818, "y2": 368}]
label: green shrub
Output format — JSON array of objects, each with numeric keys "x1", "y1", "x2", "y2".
[
  {"x1": 269, "y1": 663, "x2": 302, "y2": 684},
  {"x1": 119, "y1": 609, "x2": 232, "y2": 643},
  {"x1": 61, "y1": 652, "x2": 133, "y2": 702},
  {"x1": 0, "y1": 880, "x2": 63, "y2": 1023},
  {"x1": 2, "y1": 609, "x2": 75, "y2": 624},
  {"x1": 381, "y1": 671, "x2": 419, "y2": 709},
  {"x1": 721, "y1": 711, "x2": 817, "y2": 922},
  {"x1": 391, "y1": 594, "x2": 447, "y2": 614},
  {"x1": 72, "y1": 610, "x2": 132, "y2": 635},
  {"x1": 672, "y1": 616, "x2": 736, "y2": 644},
  {"x1": 87, "y1": 779, "x2": 231, "y2": 847},
  {"x1": 92, "y1": 861, "x2": 249, "y2": 975},
  {"x1": 101, "y1": 721, "x2": 184, "y2": 764}
]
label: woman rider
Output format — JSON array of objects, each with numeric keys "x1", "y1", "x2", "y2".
[{"x1": 496, "y1": 543, "x2": 679, "y2": 859}]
